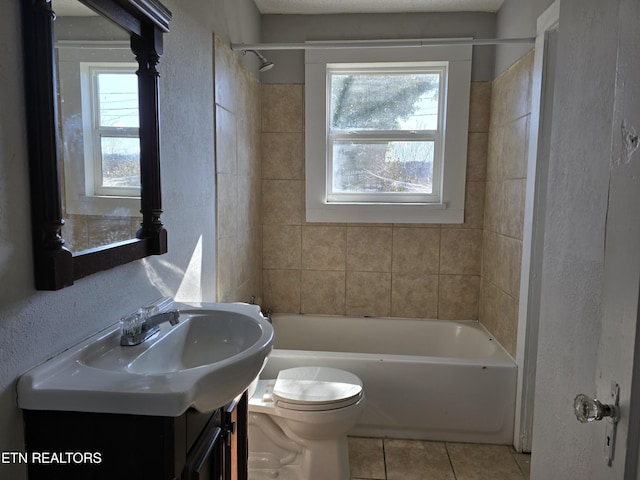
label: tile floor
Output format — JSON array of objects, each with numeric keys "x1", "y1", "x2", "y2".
[{"x1": 349, "y1": 437, "x2": 531, "y2": 480}]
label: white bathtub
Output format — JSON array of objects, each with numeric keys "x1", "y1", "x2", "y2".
[{"x1": 260, "y1": 313, "x2": 517, "y2": 445}]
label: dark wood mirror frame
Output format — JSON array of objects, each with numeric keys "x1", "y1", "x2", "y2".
[{"x1": 21, "y1": 0, "x2": 172, "y2": 290}]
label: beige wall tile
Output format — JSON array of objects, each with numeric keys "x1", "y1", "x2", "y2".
[
  {"x1": 217, "y1": 235, "x2": 240, "y2": 300},
  {"x1": 462, "y1": 181, "x2": 486, "y2": 229},
  {"x1": 238, "y1": 117, "x2": 261, "y2": 179},
  {"x1": 500, "y1": 115, "x2": 529, "y2": 180},
  {"x1": 438, "y1": 275, "x2": 480, "y2": 320},
  {"x1": 480, "y1": 278, "x2": 518, "y2": 356},
  {"x1": 483, "y1": 231, "x2": 523, "y2": 298},
  {"x1": 216, "y1": 173, "x2": 238, "y2": 239},
  {"x1": 500, "y1": 179, "x2": 526, "y2": 240},
  {"x1": 392, "y1": 227, "x2": 441, "y2": 274},
  {"x1": 440, "y1": 229, "x2": 483, "y2": 275},
  {"x1": 236, "y1": 77, "x2": 262, "y2": 178},
  {"x1": 481, "y1": 231, "x2": 499, "y2": 287},
  {"x1": 215, "y1": 105, "x2": 237, "y2": 175},
  {"x1": 391, "y1": 272, "x2": 438, "y2": 319},
  {"x1": 215, "y1": 36, "x2": 262, "y2": 305},
  {"x1": 213, "y1": 35, "x2": 236, "y2": 112},
  {"x1": 254, "y1": 60, "x2": 530, "y2": 330},
  {"x1": 262, "y1": 179, "x2": 303, "y2": 225},
  {"x1": 497, "y1": 287, "x2": 518, "y2": 357},
  {"x1": 262, "y1": 132, "x2": 304, "y2": 180},
  {"x1": 483, "y1": 180, "x2": 500, "y2": 233},
  {"x1": 235, "y1": 233, "x2": 253, "y2": 286},
  {"x1": 466, "y1": 132, "x2": 488, "y2": 182},
  {"x1": 479, "y1": 51, "x2": 533, "y2": 357},
  {"x1": 228, "y1": 274, "x2": 262, "y2": 305},
  {"x1": 262, "y1": 84, "x2": 303, "y2": 133},
  {"x1": 263, "y1": 269, "x2": 301, "y2": 313},
  {"x1": 496, "y1": 235, "x2": 522, "y2": 298},
  {"x1": 346, "y1": 271, "x2": 391, "y2": 317},
  {"x1": 347, "y1": 226, "x2": 392, "y2": 272},
  {"x1": 236, "y1": 174, "x2": 261, "y2": 232},
  {"x1": 479, "y1": 278, "x2": 499, "y2": 332},
  {"x1": 468, "y1": 82, "x2": 491, "y2": 133},
  {"x1": 301, "y1": 270, "x2": 346, "y2": 315},
  {"x1": 486, "y1": 128, "x2": 502, "y2": 182},
  {"x1": 490, "y1": 49, "x2": 534, "y2": 129},
  {"x1": 301, "y1": 225, "x2": 347, "y2": 270},
  {"x1": 263, "y1": 224, "x2": 301, "y2": 270}
]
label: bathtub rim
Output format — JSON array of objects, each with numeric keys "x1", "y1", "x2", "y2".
[{"x1": 269, "y1": 313, "x2": 516, "y2": 366}]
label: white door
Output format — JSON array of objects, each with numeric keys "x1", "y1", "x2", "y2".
[{"x1": 531, "y1": 0, "x2": 640, "y2": 478}]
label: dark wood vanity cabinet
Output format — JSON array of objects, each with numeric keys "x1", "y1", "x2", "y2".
[{"x1": 22, "y1": 392, "x2": 248, "y2": 480}]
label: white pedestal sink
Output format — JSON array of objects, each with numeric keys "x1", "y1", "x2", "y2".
[{"x1": 17, "y1": 301, "x2": 274, "y2": 416}]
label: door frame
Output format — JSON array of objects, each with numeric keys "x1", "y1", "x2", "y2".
[{"x1": 513, "y1": 0, "x2": 559, "y2": 453}]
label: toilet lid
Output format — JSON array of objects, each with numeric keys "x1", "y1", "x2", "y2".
[{"x1": 273, "y1": 367, "x2": 363, "y2": 410}]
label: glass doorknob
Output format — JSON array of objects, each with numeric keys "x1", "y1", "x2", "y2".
[{"x1": 574, "y1": 393, "x2": 618, "y2": 423}]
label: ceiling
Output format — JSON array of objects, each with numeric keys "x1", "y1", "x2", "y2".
[{"x1": 252, "y1": 0, "x2": 505, "y2": 15}]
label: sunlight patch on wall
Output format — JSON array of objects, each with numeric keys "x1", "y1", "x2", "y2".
[
  {"x1": 175, "y1": 235, "x2": 203, "y2": 302},
  {"x1": 141, "y1": 236, "x2": 203, "y2": 302}
]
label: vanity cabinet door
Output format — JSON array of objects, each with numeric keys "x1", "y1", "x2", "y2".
[
  {"x1": 183, "y1": 391, "x2": 248, "y2": 480},
  {"x1": 183, "y1": 409, "x2": 223, "y2": 479}
]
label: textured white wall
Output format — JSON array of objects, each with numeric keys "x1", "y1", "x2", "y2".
[{"x1": 0, "y1": 0, "x2": 259, "y2": 478}]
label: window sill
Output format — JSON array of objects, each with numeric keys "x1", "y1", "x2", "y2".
[
  {"x1": 306, "y1": 201, "x2": 463, "y2": 224},
  {"x1": 66, "y1": 195, "x2": 140, "y2": 217}
]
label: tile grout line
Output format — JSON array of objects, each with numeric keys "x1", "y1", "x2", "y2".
[
  {"x1": 444, "y1": 442, "x2": 459, "y2": 480},
  {"x1": 382, "y1": 438, "x2": 389, "y2": 480}
]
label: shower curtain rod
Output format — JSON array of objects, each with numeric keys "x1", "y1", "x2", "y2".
[{"x1": 231, "y1": 37, "x2": 535, "y2": 51}]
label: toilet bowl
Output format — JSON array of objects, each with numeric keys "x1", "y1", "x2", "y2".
[{"x1": 248, "y1": 366, "x2": 365, "y2": 480}]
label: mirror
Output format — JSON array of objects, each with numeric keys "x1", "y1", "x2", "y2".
[
  {"x1": 21, "y1": 0, "x2": 172, "y2": 290},
  {"x1": 56, "y1": 1, "x2": 141, "y2": 253}
]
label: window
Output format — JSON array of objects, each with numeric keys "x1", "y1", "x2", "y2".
[
  {"x1": 81, "y1": 63, "x2": 141, "y2": 198},
  {"x1": 328, "y1": 64, "x2": 444, "y2": 204},
  {"x1": 57, "y1": 42, "x2": 141, "y2": 217},
  {"x1": 306, "y1": 43, "x2": 472, "y2": 223}
]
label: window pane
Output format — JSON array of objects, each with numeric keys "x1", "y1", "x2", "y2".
[
  {"x1": 332, "y1": 141, "x2": 434, "y2": 194},
  {"x1": 98, "y1": 73, "x2": 139, "y2": 128},
  {"x1": 100, "y1": 137, "x2": 140, "y2": 189},
  {"x1": 330, "y1": 73, "x2": 440, "y2": 131}
]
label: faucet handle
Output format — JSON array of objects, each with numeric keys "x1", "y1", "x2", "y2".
[
  {"x1": 120, "y1": 309, "x2": 146, "y2": 336},
  {"x1": 141, "y1": 305, "x2": 159, "y2": 319}
]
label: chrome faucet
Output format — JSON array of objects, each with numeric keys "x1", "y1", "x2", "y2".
[{"x1": 120, "y1": 309, "x2": 180, "y2": 346}]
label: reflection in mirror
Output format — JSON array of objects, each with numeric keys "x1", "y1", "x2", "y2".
[
  {"x1": 55, "y1": 0, "x2": 142, "y2": 252},
  {"x1": 21, "y1": 0, "x2": 171, "y2": 289}
]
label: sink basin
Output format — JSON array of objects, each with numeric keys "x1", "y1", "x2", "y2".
[{"x1": 17, "y1": 302, "x2": 274, "y2": 416}]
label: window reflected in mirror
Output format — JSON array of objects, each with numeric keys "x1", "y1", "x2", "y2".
[{"x1": 55, "y1": 0, "x2": 142, "y2": 253}]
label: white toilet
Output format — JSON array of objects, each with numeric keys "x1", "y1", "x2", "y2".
[{"x1": 247, "y1": 366, "x2": 365, "y2": 480}]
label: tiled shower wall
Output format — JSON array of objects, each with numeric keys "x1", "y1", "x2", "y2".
[
  {"x1": 214, "y1": 36, "x2": 263, "y2": 302},
  {"x1": 480, "y1": 50, "x2": 534, "y2": 356},
  {"x1": 213, "y1": 39, "x2": 532, "y2": 358},
  {"x1": 260, "y1": 82, "x2": 491, "y2": 319}
]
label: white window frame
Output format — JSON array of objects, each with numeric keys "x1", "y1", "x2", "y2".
[
  {"x1": 80, "y1": 62, "x2": 141, "y2": 198},
  {"x1": 56, "y1": 41, "x2": 140, "y2": 217},
  {"x1": 327, "y1": 63, "x2": 446, "y2": 204},
  {"x1": 306, "y1": 42, "x2": 472, "y2": 223}
]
